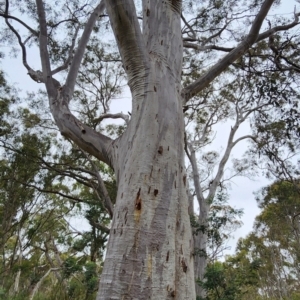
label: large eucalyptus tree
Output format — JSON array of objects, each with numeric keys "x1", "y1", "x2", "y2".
[{"x1": 1, "y1": 0, "x2": 300, "y2": 299}]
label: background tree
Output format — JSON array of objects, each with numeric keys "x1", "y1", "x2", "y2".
[
  {"x1": 211, "y1": 180, "x2": 300, "y2": 300},
  {"x1": 0, "y1": 70, "x2": 114, "y2": 298}
]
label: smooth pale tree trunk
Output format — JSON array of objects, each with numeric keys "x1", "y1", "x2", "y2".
[
  {"x1": 97, "y1": 51, "x2": 195, "y2": 300},
  {"x1": 96, "y1": 2, "x2": 195, "y2": 298}
]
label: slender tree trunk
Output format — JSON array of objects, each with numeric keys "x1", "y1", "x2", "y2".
[
  {"x1": 194, "y1": 202, "x2": 209, "y2": 299},
  {"x1": 10, "y1": 233, "x2": 22, "y2": 296}
]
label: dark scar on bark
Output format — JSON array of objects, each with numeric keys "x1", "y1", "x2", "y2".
[
  {"x1": 124, "y1": 210, "x2": 128, "y2": 224},
  {"x1": 146, "y1": 8, "x2": 150, "y2": 16},
  {"x1": 166, "y1": 251, "x2": 169, "y2": 262},
  {"x1": 183, "y1": 175, "x2": 186, "y2": 186},
  {"x1": 135, "y1": 188, "x2": 142, "y2": 210},
  {"x1": 154, "y1": 189, "x2": 158, "y2": 196},
  {"x1": 158, "y1": 146, "x2": 163, "y2": 154},
  {"x1": 181, "y1": 259, "x2": 187, "y2": 273}
]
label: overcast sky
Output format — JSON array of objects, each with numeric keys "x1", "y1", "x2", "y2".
[{"x1": 1, "y1": 0, "x2": 299, "y2": 257}]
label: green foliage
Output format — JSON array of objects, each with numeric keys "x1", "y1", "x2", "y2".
[
  {"x1": 0, "y1": 70, "x2": 112, "y2": 299},
  {"x1": 192, "y1": 192, "x2": 243, "y2": 261},
  {"x1": 62, "y1": 257, "x2": 83, "y2": 278},
  {"x1": 197, "y1": 259, "x2": 259, "y2": 300},
  {"x1": 203, "y1": 180, "x2": 300, "y2": 300}
]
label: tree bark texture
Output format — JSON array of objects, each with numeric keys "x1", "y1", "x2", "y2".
[{"x1": 97, "y1": 2, "x2": 195, "y2": 298}]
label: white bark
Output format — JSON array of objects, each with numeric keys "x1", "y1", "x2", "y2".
[
  {"x1": 29, "y1": 268, "x2": 59, "y2": 300},
  {"x1": 98, "y1": 69, "x2": 195, "y2": 299},
  {"x1": 96, "y1": 1, "x2": 195, "y2": 299},
  {"x1": 11, "y1": 236, "x2": 22, "y2": 295}
]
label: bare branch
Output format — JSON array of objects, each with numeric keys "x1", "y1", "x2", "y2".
[
  {"x1": 81, "y1": 150, "x2": 114, "y2": 219},
  {"x1": 35, "y1": 1, "x2": 115, "y2": 167},
  {"x1": 36, "y1": 0, "x2": 57, "y2": 93},
  {"x1": 207, "y1": 120, "x2": 241, "y2": 200},
  {"x1": 65, "y1": 0, "x2": 105, "y2": 97},
  {"x1": 51, "y1": 24, "x2": 81, "y2": 75},
  {"x1": 94, "y1": 112, "x2": 130, "y2": 125},
  {"x1": 3, "y1": 0, "x2": 39, "y2": 81},
  {"x1": 182, "y1": 0, "x2": 276, "y2": 102},
  {"x1": 183, "y1": 42, "x2": 233, "y2": 52},
  {"x1": 29, "y1": 268, "x2": 60, "y2": 300},
  {"x1": 256, "y1": 12, "x2": 300, "y2": 43},
  {"x1": 181, "y1": 13, "x2": 196, "y2": 39},
  {"x1": 20, "y1": 182, "x2": 88, "y2": 204},
  {"x1": 0, "y1": 13, "x2": 38, "y2": 36},
  {"x1": 232, "y1": 135, "x2": 257, "y2": 147},
  {"x1": 187, "y1": 143, "x2": 205, "y2": 208}
]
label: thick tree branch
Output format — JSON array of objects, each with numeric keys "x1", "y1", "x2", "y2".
[
  {"x1": 65, "y1": 1, "x2": 105, "y2": 97},
  {"x1": 105, "y1": 0, "x2": 149, "y2": 91},
  {"x1": 36, "y1": 0, "x2": 57, "y2": 93},
  {"x1": 35, "y1": 0, "x2": 115, "y2": 168},
  {"x1": 182, "y1": 0, "x2": 276, "y2": 102}
]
